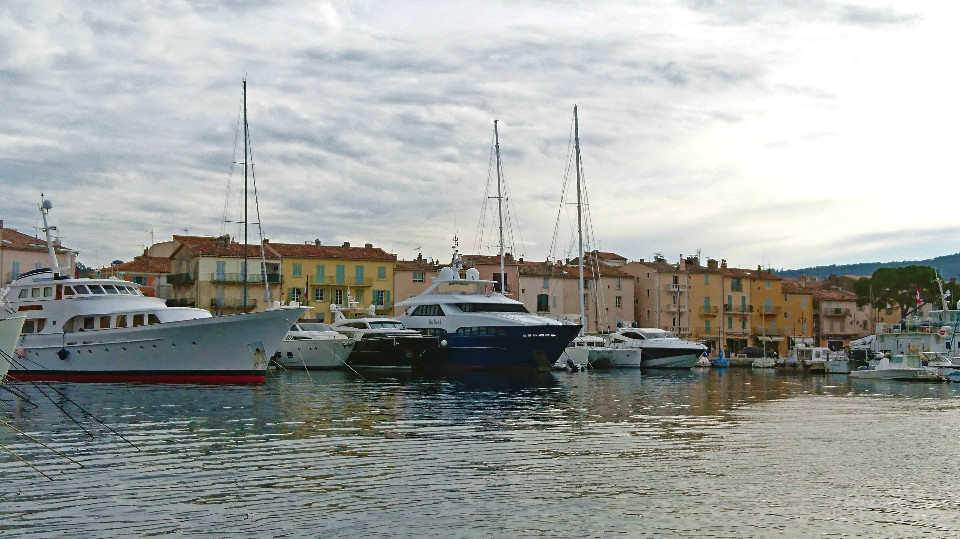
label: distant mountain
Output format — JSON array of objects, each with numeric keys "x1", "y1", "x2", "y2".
[{"x1": 776, "y1": 252, "x2": 960, "y2": 280}]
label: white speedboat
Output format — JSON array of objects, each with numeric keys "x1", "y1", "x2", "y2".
[
  {"x1": 271, "y1": 322, "x2": 355, "y2": 370},
  {"x1": 560, "y1": 334, "x2": 638, "y2": 370},
  {"x1": 330, "y1": 298, "x2": 438, "y2": 370},
  {"x1": 0, "y1": 315, "x2": 26, "y2": 381},
  {"x1": 0, "y1": 200, "x2": 306, "y2": 384},
  {"x1": 849, "y1": 353, "x2": 944, "y2": 382},
  {"x1": 603, "y1": 328, "x2": 706, "y2": 369},
  {"x1": 395, "y1": 253, "x2": 581, "y2": 373}
]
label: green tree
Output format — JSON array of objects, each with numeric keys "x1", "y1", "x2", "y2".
[{"x1": 853, "y1": 265, "x2": 942, "y2": 320}]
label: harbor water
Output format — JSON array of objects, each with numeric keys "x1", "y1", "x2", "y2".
[{"x1": 3, "y1": 368, "x2": 960, "y2": 538}]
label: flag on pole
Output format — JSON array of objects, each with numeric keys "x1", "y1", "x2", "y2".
[{"x1": 916, "y1": 286, "x2": 922, "y2": 306}]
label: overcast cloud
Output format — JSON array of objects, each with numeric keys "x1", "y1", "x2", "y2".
[{"x1": 1, "y1": 1, "x2": 954, "y2": 270}]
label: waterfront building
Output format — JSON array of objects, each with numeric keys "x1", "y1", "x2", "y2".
[
  {"x1": 781, "y1": 280, "x2": 816, "y2": 351},
  {"x1": 461, "y1": 253, "x2": 522, "y2": 299},
  {"x1": 0, "y1": 220, "x2": 76, "y2": 286},
  {"x1": 622, "y1": 256, "x2": 693, "y2": 339},
  {"x1": 100, "y1": 250, "x2": 172, "y2": 298},
  {"x1": 392, "y1": 254, "x2": 439, "y2": 316},
  {"x1": 685, "y1": 258, "x2": 726, "y2": 355},
  {"x1": 168, "y1": 235, "x2": 283, "y2": 314},
  {"x1": 263, "y1": 240, "x2": 397, "y2": 322}
]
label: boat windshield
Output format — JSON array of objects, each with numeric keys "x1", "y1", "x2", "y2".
[
  {"x1": 299, "y1": 323, "x2": 334, "y2": 332},
  {"x1": 369, "y1": 320, "x2": 406, "y2": 330},
  {"x1": 455, "y1": 303, "x2": 529, "y2": 314}
]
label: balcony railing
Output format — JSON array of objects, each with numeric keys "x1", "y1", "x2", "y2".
[
  {"x1": 823, "y1": 308, "x2": 851, "y2": 318},
  {"x1": 755, "y1": 327, "x2": 786, "y2": 336},
  {"x1": 311, "y1": 276, "x2": 375, "y2": 287},
  {"x1": 210, "y1": 273, "x2": 282, "y2": 284},
  {"x1": 166, "y1": 297, "x2": 196, "y2": 307},
  {"x1": 699, "y1": 306, "x2": 719, "y2": 316},
  {"x1": 759, "y1": 306, "x2": 783, "y2": 316},
  {"x1": 666, "y1": 304, "x2": 689, "y2": 313},
  {"x1": 669, "y1": 283, "x2": 689, "y2": 292},
  {"x1": 167, "y1": 273, "x2": 195, "y2": 284},
  {"x1": 670, "y1": 326, "x2": 691, "y2": 336},
  {"x1": 211, "y1": 298, "x2": 258, "y2": 310},
  {"x1": 724, "y1": 304, "x2": 754, "y2": 314}
]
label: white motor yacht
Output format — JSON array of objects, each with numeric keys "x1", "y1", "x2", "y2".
[
  {"x1": 330, "y1": 298, "x2": 437, "y2": 370},
  {"x1": 849, "y1": 353, "x2": 944, "y2": 382},
  {"x1": 0, "y1": 200, "x2": 306, "y2": 384},
  {"x1": 604, "y1": 328, "x2": 706, "y2": 369},
  {"x1": 271, "y1": 322, "x2": 355, "y2": 370},
  {"x1": 0, "y1": 315, "x2": 26, "y2": 381}
]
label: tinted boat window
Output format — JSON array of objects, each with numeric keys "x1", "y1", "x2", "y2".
[
  {"x1": 89, "y1": 285, "x2": 105, "y2": 294},
  {"x1": 456, "y1": 303, "x2": 528, "y2": 313},
  {"x1": 104, "y1": 285, "x2": 120, "y2": 294}
]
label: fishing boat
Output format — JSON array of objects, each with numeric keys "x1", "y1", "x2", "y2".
[
  {"x1": 848, "y1": 353, "x2": 944, "y2": 382},
  {"x1": 329, "y1": 295, "x2": 438, "y2": 370},
  {"x1": 0, "y1": 314, "x2": 26, "y2": 381},
  {"x1": 271, "y1": 322, "x2": 355, "y2": 370}
]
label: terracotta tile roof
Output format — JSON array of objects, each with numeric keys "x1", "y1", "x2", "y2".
[
  {"x1": 519, "y1": 260, "x2": 629, "y2": 279},
  {"x1": 591, "y1": 250, "x2": 627, "y2": 262},
  {"x1": 396, "y1": 259, "x2": 440, "y2": 271},
  {"x1": 104, "y1": 255, "x2": 172, "y2": 274},
  {"x1": 264, "y1": 241, "x2": 396, "y2": 262},
  {"x1": 172, "y1": 235, "x2": 272, "y2": 259},
  {"x1": 0, "y1": 225, "x2": 73, "y2": 254},
  {"x1": 781, "y1": 280, "x2": 814, "y2": 295},
  {"x1": 812, "y1": 288, "x2": 856, "y2": 301}
]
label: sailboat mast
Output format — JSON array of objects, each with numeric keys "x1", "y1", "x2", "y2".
[
  {"x1": 574, "y1": 106, "x2": 585, "y2": 334},
  {"x1": 494, "y1": 120, "x2": 506, "y2": 294},
  {"x1": 242, "y1": 78, "x2": 249, "y2": 313}
]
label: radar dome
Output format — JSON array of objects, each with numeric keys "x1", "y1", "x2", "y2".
[
  {"x1": 42, "y1": 199, "x2": 53, "y2": 210},
  {"x1": 465, "y1": 268, "x2": 480, "y2": 281},
  {"x1": 439, "y1": 267, "x2": 455, "y2": 281}
]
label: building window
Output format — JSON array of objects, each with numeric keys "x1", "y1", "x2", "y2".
[
  {"x1": 542, "y1": 277, "x2": 549, "y2": 289},
  {"x1": 289, "y1": 287, "x2": 301, "y2": 303},
  {"x1": 293, "y1": 263, "x2": 302, "y2": 277},
  {"x1": 727, "y1": 317, "x2": 733, "y2": 329},
  {"x1": 413, "y1": 271, "x2": 424, "y2": 283},
  {"x1": 765, "y1": 280, "x2": 771, "y2": 289},
  {"x1": 355, "y1": 265, "x2": 364, "y2": 285},
  {"x1": 616, "y1": 296, "x2": 622, "y2": 308},
  {"x1": 765, "y1": 298, "x2": 772, "y2": 313},
  {"x1": 731, "y1": 278, "x2": 742, "y2": 291},
  {"x1": 316, "y1": 265, "x2": 325, "y2": 284},
  {"x1": 616, "y1": 277, "x2": 622, "y2": 290},
  {"x1": 334, "y1": 289, "x2": 344, "y2": 305},
  {"x1": 705, "y1": 274, "x2": 709, "y2": 285},
  {"x1": 132, "y1": 276, "x2": 147, "y2": 285},
  {"x1": 705, "y1": 320, "x2": 711, "y2": 333},
  {"x1": 355, "y1": 290, "x2": 364, "y2": 305},
  {"x1": 537, "y1": 293, "x2": 549, "y2": 312},
  {"x1": 378, "y1": 266, "x2": 387, "y2": 280},
  {"x1": 313, "y1": 288, "x2": 325, "y2": 302},
  {"x1": 336, "y1": 265, "x2": 345, "y2": 285},
  {"x1": 801, "y1": 297, "x2": 807, "y2": 310}
]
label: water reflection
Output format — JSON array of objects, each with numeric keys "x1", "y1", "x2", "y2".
[{"x1": 4, "y1": 368, "x2": 960, "y2": 538}]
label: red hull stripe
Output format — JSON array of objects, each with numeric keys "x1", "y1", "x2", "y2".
[{"x1": 7, "y1": 371, "x2": 265, "y2": 385}]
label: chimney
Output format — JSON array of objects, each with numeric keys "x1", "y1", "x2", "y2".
[
  {"x1": 314, "y1": 239, "x2": 321, "y2": 246},
  {"x1": 342, "y1": 241, "x2": 351, "y2": 248},
  {"x1": 707, "y1": 259, "x2": 719, "y2": 270},
  {"x1": 0, "y1": 220, "x2": 3, "y2": 228},
  {"x1": 721, "y1": 259, "x2": 727, "y2": 269},
  {"x1": 678, "y1": 257, "x2": 686, "y2": 271},
  {"x1": 365, "y1": 243, "x2": 373, "y2": 249},
  {"x1": 417, "y1": 253, "x2": 423, "y2": 262},
  {"x1": 262, "y1": 238, "x2": 269, "y2": 244}
]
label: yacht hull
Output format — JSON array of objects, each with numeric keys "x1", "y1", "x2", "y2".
[
  {"x1": 424, "y1": 324, "x2": 581, "y2": 373},
  {"x1": 272, "y1": 338, "x2": 355, "y2": 370},
  {"x1": 640, "y1": 349, "x2": 702, "y2": 369},
  {"x1": 0, "y1": 315, "x2": 26, "y2": 381},
  {"x1": 8, "y1": 307, "x2": 305, "y2": 384},
  {"x1": 345, "y1": 335, "x2": 439, "y2": 370}
]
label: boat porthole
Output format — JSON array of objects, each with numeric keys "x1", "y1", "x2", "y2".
[
  {"x1": 122, "y1": 347, "x2": 127, "y2": 351},
  {"x1": 152, "y1": 344, "x2": 157, "y2": 348},
  {"x1": 192, "y1": 342, "x2": 197, "y2": 345},
  {"x1": 171, "y1": 343, "x2": 176, "y2": 346}
]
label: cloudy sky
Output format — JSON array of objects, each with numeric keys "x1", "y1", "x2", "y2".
[{"x1": 2, "y1": 1, "x2": 956, "y2": 270}]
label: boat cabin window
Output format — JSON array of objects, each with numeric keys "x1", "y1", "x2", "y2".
[
  {"x1": 455, "y1": 303, "x2": 529, "y2": 314},
  {"x1": 75, "y1": 285, "x2": 90, "y2": 294},
  {"x1": 22, "y1": 318, "x2": 46, "y2": 334},
  {"x1": 133, "y1": 314, "x2": 146, "y2": 327},
  {"x1": 100, "y1": 316, "x2": 111, "y2": 329},
  {"x1": 419, "y1": 328, "x2": 446, "y2": 338},
  {"x1": 18, "y1": 289, "x2": 28, "y2": 299},
  {"x1": 104, "y1": 285, "x2": 120, "y2": 294},
  {"x1": 116, "y1": 315, "x2": 128, "y2": 328},
  {"x1": 63, "y1": 286, "x2": 75, "y2": 296},
  {"x1": 31, "y1": 288, "x2": 40, "y2": 298},
  {"x1": 89, "y1": 285, "x2": 105, "y2": 294},
  {"x1": 43, "y1": 287, "x2": 53, "y2": 297},
  {"x1": 148, "y1": 314, "x2": 160, "y2": 325},
  {"x1": 409, "y1": 305, "x2": 444, "y2": 317},
  {"x1": 455, "y1": 326, "x2": 507, "y2": 336},
  {"x1": 83, "y1": 317, "x2": 95, "y2": 330},
  {"x1": 343, "y1": 322, "x2": 369, "y2": 329}
]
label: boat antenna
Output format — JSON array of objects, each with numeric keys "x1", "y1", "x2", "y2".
[
  {"x1": 574, "y1": 106, "x2": 586, "y2": 334},
  {"x1": 242, "y1": 77, "x2": 249, "y2": 313},
  {"x1": 39, "y1": 197, "x2": 62, "y2": 277}
]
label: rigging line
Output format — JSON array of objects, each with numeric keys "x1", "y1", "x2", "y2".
[
  {"x1": 0, "y1": 441, "x2": 53, "y2": 481},
  {"x1": 2, "y1": 350, "x2": 140, "y2": 451},
  {"x1": 0, "y1": 417, "x2": 84, "y2": 468},
  {"x1": 548, "y1": 112, "x2": 578, "y2": 262},
  {"x1": 475, "y1": 127, "x2": 498, "y2": 255},
  {"x1": 0, "y1": 383, "x2": 38, "y2": 408},
  {"x1": 221, "y1": 89, "x2": 245, "y2": 237}
]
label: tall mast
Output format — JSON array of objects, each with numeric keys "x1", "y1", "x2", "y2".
[
  {"x1": 242, "y1": 78, "x2": 249, "y2": 313},
  {"x1": 493, "y1": 120, "x2": 506, "y2": 294},
  {"x1": 574, "y1": 105, "x2": 585, "y2": 334}
]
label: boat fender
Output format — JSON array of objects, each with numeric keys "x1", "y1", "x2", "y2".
[
  {"x1": 440, "y1": 339, "x2": 448, "y2": 348},
  {"x1": 15, "y1": 346, "x2": 26, "y2": 358},
  {"x1": 566, "y1": 357, "x2": 578, "y2": 371},
  {"x1": 57, "y1": 347, "x2": 69, "y2": 360}
]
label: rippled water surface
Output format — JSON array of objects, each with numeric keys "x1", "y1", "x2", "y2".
[{"x1": 3, "y1": 368, "x2": 960, "y2": 538}]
